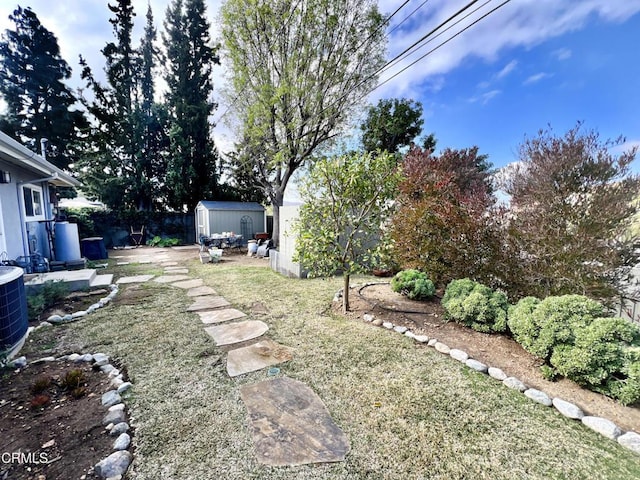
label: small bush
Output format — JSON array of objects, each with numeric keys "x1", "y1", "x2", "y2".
[
  {"x1": 30, "y1": 394, "x2": 50, "y2": 409},
  {"x1": 30, "y1": 375, "x2": 52, "y2": 395},
  {"x1": 540, "y1": 365, "x2": 558, "y2": 381},
  {"x1": 391, "y1": 270, "x2": 435, "y2": 300},
  {"x1": 442, "y1": 278, "x2": 508, "y2": 333},
  {"x1": 508, "y1": 294, "x2": 605, "y2": 360},
  {"x1": 549, "y1": 318, "x2": 640, "y2": 405},
  {"x1": 27, "y1": 280, "x2": 69, "y2": 321},
  {"x1": 60, "y1": 369, "x2": 86, "y2": 391},
  {"x1": 148, "y1": 236, "x2": 180, "y2": 247}
]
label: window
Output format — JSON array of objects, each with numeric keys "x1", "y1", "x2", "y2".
[{"x1": 23, "y1": 185, "x2": 44, "y2": 218}]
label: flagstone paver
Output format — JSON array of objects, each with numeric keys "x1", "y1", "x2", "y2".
[
  {"x1": 204, "y1": 320, "x2": 268, "y2": 346},
  {"x1": 153, "y1": 275, "x2": 191, "y2": 283},
  {"x1": 197, "y1": 308, "x2": 247, "y2": 325},
  {"x1": 227, "y1": 339, "x2": 293, "y2": 377},
  {"x1": 240, "y1": 377, "x2": 350, "y2": 466},
  {"x1": 164, "y1": 268, "x2": 189, "y2": 274},
  {"x1": 187, "y1": 296, "x2": 231, "y2": 311},
  {"x1": 186, "y1": 285, "x2": 218, "y2": 297},
  {"x1": 116, "y1": 274, "x2": 155, "y2": 284},
  {"x1": 161, "y1": 262, "x2": 179, "y2": 267},
  {"x1": 171, "y1": 278, "x2": 204, "y2": 289}
]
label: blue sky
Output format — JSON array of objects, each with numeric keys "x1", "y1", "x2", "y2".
[{"x1": 1, "y1": 0, "x2": 640, "y2": 193}]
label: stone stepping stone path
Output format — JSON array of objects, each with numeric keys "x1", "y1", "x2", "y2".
[
  {"x1": 227, "y1": 339, "x2": 293, "y2": 377},
  {"x1": 186, "y1": 285, "x2": 217, "y2": 297},
  {"x1": 204, "y1": 320, "x2": 269, "y2": 346},
  {"x1": 114, "y1": 261, "x2": 348, "y2": 467},
  {"x1": 164, "y1": 268, "x2": 189, "y2": 274},
  {"x1": 153, "y1": 274, "x2": 191, "y2": 283},
  {"x1": 197, "y1": 308, "x2": 247, "y2": 324},
  {"x1": 240, "y1": 377, "x2": 350, "y2": 466},
  {"x1": 116, "y1": 274, "x2": 155, "y2": 284},
  {"x1": 171, "y1": 278, "x2": 204, "y2": 289},
  {"x1": 187, "y1": 296, "x2": 231, "y2": 311}
]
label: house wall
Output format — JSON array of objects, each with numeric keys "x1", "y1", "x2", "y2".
[{"x1": 0, "y1": 160, "x2": 54, "y2": 260}]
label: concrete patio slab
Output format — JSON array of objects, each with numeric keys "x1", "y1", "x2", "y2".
[
  {"x1": 161, "y1": 262, "x2": 179, "y2": 267},
  {"x1": 196, "y1": 308, "x2": 246, "y2": 324},
  {"x1": 186, "y1": 285, "x2": 218, "y2": 297},
  {"x1": 171, "y1": 279, "x2": 204, "y2": 289},
  {"x1": 204, "y1": 320, "x2": 268, "y2": 346},
  {"x1": 116, "y1": 274, "x2": 155, "y2": 284},
  {"x1": 227, "y1": 339, "x2": 293, "y2": 377},
  {"x1": 240, "y1": 377, "x2": 350, "y2": 466},
  {"x1": 187, "y1": 296, "x2": 231, "y2": 311}
]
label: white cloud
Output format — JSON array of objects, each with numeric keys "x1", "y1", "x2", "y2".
[
  {"x1": 469, "y1": 89, "x2": 501, "y2": 105},
  {"x1": 374, "y1": 0, "x2": 640, "y2": 99},
  {"x1": 523, "y1": 72, "x2": 552, "y2": 85},
  {"x1": 552, "y1": 47, "x2": 572, "y2": 60},
  {"x1": 496, "y1": 60, "x2": 518, "y2": 79}
]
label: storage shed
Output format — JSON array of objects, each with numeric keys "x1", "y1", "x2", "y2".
[{"x1": 195, "y1": 201, "x2": 266, "y2": 243}]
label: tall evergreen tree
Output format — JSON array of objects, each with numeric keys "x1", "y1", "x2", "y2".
[
  {"x1": 0, "y1": 6, "x2": 87, "y2": 170},
  {"x1": 79, "y1": 1, "x2": 168, "y2": 210},
  {"x1": 163, "y1": 0, "x2": 220, "y2": 212}
]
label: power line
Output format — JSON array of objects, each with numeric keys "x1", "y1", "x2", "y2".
[
  {"x1": 375, "y1": 0, "x2": 512, "y2": 93},
  {"x1": 387, "y1": 0, "x2": 431, "y2": 37}
]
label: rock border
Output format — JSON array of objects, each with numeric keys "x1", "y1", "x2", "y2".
[
  {"x1": 338, "y1": 286, "x2": 640, "y2": 456},
  {"x1": 5, "y1": 282, "x2": 135, "y2": 479}
]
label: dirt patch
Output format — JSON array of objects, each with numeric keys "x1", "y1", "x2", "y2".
[
  {"x1": 343, "y1": 282, "x2": 640, "y2": 433},
  {"x1": 0, "y1": 360, "x2": 117, "y2": 479}
]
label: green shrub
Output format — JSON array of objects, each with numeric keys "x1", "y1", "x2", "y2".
[
  {"x1": 27, "y1": 280, "x2": 69, "y2": 321},
  {"x1": 508, "y1": 294, "x2": 605, "y2": 360},
  {"x1": 442, "y1": 278, "x2": 508, "y2": 333},
  {"x1": 148, "y1": 236, "x2": 180, "y2": 247},
  {"x1": 391, "y1": 269, "x2": 435, "y2": 300},
  {"x1": 507, "y1": 296, "x2": 541, "y2": 353},
  {"x1": 549, "y1": 318, "x2": 640, "y2": 404}
]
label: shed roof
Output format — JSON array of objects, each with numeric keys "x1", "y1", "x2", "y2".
[{"x1": 197, "y1": 201, "x2": 265, "y2": 212}]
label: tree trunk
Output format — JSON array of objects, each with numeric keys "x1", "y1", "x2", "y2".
[
  {"x1": 271, "y1": 190, "x2": 284, "y2": 248},
  {"x1": 343, "y1": 273, "x2": 350, "y2": 313}
]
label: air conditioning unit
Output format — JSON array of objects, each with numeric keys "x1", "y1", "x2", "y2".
[{"x1": 0, "y1": 266, "x2": 29, "y2": 360}]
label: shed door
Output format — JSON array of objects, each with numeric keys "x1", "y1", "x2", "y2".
[{"x1": 196, "y1": 208, "x2": 207, "y2": 241}]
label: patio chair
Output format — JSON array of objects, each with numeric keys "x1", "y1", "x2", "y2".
[{"x1": 130, "y1": 225, "x2": 145, "y2": 247}]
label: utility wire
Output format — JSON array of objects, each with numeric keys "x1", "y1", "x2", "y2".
[
  {"x1": 377, "y1": 0, "x2": 493, "y2": 82},
  {"x1": 375, "y1": 0, "x2": 512, "y2": 93},
  {"x1": 387, "y1": 0, "x2": 431, "y2": 37}
]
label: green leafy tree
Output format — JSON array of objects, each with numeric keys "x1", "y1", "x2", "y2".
[
  {"x1": 163, "y1": 0, "x2": 220, "y2": 212},
  {"x1": 361, "y1": 98, "x2": 424, "y2": 153},
  {"x1": 220, "y1": 0, "x2": 387, "y2": 245},
  {"x1": 0, "y1": 6, "x2": 87, "y2": 170},
  {"x1": 500, "y1": 123, "x2": 640, "y2": 301},
  {"x1": 391, "y1": 146, "x2": 498, "y2": 287},
  {"x1": 294, "y1": 151, "x2": 400, "y2": 313}
]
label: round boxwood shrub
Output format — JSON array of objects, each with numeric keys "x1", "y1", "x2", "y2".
[
  {"x1": 549, "y1": 317, "x2": 640, "y2": 405},
  {"x1": 391, "y1": 269, "x2": 435, "y2": 300},
  {"x1": 507, "y1": 294, "x2": 605, "y2": 361},
  {"x1": 441, "y1": 278, "x2": 508, "y2": 333}
]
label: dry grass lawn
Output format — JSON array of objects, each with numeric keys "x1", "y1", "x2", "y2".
[{"x1": 53, "y1": 258, "x2": 640, "y2": 480}]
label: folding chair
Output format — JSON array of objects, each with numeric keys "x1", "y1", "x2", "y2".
[{"x1": 130, "y1": 225, "x2": 145, "y2": 247}]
